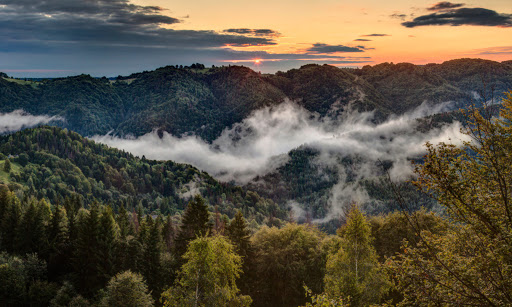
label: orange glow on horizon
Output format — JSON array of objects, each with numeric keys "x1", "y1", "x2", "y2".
[{"x1": 134, "y1": 0, "x2": 512, "y2": 71}]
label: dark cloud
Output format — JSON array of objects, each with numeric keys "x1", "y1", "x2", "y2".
[
  {"x1": 0, "y1": 0, "x2": 276, "y2": 54},
  {"x1": 0, "y1": 0, "x2": 179, "y2": 25},
  {"x1": 361, "y1": 34, "x2": 391, "y2": 37},
  {"x1": 427, "y1": 2, "x2": 465, "y2": 11},
  {"x1": 390, "y1": 13, "x2": 407, "y2": 20},
  {"x1": 402, "y1": 7, "x2": 512, "y2": 27},
  {"x1": 307, "y1": 43, "x2": 364, "y2": 53},
  {"x1": 356, "y1": 45, "x2": 374, "y2": 50},
  {"x1": 354, "y1": 39, "x2": 372, "y2": 41},
  {"x1": 0, "y1": 0, "x2": 372, "y2": 75},
  {"x1": 223, "y1": 28, "x2": 281, "y2": 37}
]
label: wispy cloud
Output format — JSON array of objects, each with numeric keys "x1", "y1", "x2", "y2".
[
  {"x1": 427, "y1": 2, "x2": 465, "y2": 11},
  {"x1": 93, "y1": 99, "x2": 468, "y2": 220},
  {"x1": 0, "y1": 110, "x2": 64, "y2": 134},
  {"x1": 361, "y1": 34, "x2": 391, "y2": 37},
  {"x1": 307, "y1": 43, "x2": 365, "y2": 54},
  {"x1": 223, "y1": 28, "x2": 281, "y2": 37},
  {"x1": 471, "y1": 46, "x2": 512, "y2": 55}
]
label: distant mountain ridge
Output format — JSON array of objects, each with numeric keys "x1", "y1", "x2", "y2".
[{"x1": 1, "y1": 58, "x2": 511, "y2": 142}]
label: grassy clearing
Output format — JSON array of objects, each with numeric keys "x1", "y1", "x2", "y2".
[
  {"x1": 3, "y1": 77, "x2": 39, "y2": 89},
  {"x1": 0, "y1": 160, "x2": 21, "y2": 184}
]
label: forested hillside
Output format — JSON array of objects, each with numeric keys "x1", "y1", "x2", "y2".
[
  {"x1": 2, "y1": 91, "x2": 512, "y2": 305},
  {"x1": 1, "y1": 59, "x2": 510, "y2": 228},
  {"x1": 0, "y1": 126, "x2": 286, "y2": 225},
  {"x1": 1, "y1": 69, "x2": 512, "y2": 305}
]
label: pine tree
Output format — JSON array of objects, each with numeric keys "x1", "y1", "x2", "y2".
[
  {"x1": 175, "y1": 195, "x2": 212, "y2": 258},
  {"x1": 47, "y1": 205, "x2": 70, "y2": 278},
  {"x1": 142, "y1": 216, "x2": 164, "y2": 298},
  {"x1": 97, "y1": 206, "x2": 119, "y2": 285},
  {"x1": 226, "y1": 211, "x2": 251, "y2": 258},
  {"x1": 226, "y1": 210, "x2": 253, "y2": 294},
  {"x1": 116, "y1": 204, "x2": 133, "y2": 238},
  {"x1": 162, "y1": 215, "x2": 175, "y2": 252},
  {"x1": 0, "y1": 184, "x2": 11, "y2": 220},
  {"x1": 73, "y1": 204, "x2": 102, "y2": 296},
  {"x1": 0, "y1": 194, "x2": 22, "y2": 252},
  {"x1": 15, "y1": 200, "x2": 47, "y2": 254}
]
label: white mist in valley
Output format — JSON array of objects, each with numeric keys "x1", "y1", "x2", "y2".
[
  {"x1": 0, "y1": 110, "x2": 64, "y2": 134},
  {"x1": 93, "y1": 99, "x2": 469, "y2": 220}
]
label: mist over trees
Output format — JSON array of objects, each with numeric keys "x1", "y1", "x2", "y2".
[{"x1": 0, "y1": 58, "x2": 512, "y2": 305}]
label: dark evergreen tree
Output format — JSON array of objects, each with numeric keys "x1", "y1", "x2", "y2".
[
  {"x1": 162, "y1": 215, "x2": 175, "y2": 252},
  {"x1": 72, "y1": 204, "x2": 102, "y2": 297},
  {"x1": 0, "y1": 195, "x2": 22, "y2": 253},
  {"x1": 0, "y1": 185, "x2": 10, "y2": 220},
  {"x1": 174, "y1": 195, "x2": 212, "y2": 258},
  {"x1": 97, "y1": 206, "x2": 119, "y2": 285},
  {"x1": 116, "y1": 204, "x2": 133, "y2": 238},
  {"x1": 15, "y1": 200, "x2": 48, "y2": 255},
  {"x1": 47, "y1": 205, "x2": 71, "y2": 279},
  {"x1": 142, "y1": 216, "x2": 164, "y2": 298},
  {"x1": 226, "y1": 210, "x2": 253, "y2": 294}
]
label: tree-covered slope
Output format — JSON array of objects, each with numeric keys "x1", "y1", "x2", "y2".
[{"x1": 0, "y1": 126, "x2": 286, "y2": 224}]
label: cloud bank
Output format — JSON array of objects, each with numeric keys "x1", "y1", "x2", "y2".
[
  {"x1": 0, "y1": 110, "x2": 63, "y2": 134},
  {"x1": 402, "y1": 7, "x2": 512, "y2": 28},
  {"x1": 93, "y1": 100, "x2": 468, "y2": 219}
]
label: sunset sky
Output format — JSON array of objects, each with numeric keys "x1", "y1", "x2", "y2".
[{"x1": 0, "y1": 0, "x2": 510, "y2": 77}]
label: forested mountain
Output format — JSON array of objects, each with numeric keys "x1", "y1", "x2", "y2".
[
  {"x1": 1, "y1": 60, "x2": 512, "y2": 306},
  {"x1": 1, "y1": 58, "x2": 510, "y2": 227},
  {"x1": 1, "y1": 58, "x2": 511, "y2": 141},
  {"x1": 0, "y1": 126, "x2": 286, "y2": 225}
]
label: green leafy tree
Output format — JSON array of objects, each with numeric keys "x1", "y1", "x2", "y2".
[
  {"x1": 99, "y1": 270, "x2": 154, "y2": 307},
  {"x1": 161, "y1": 235, "x2": 251, "y2": 307},
  {"x1": 249, "y1": 223, "x2": 326, "y2": 307},
  {"x1": 3, "y1": 158, "x2": 11, "y2": 173},
  {"x1": 303, "y1": 286, "x2": 347, "y2": 307},
  {"x1": 324, "y1": 206, "x2": 389, "y2": 306},
  {"x1": 389, "y1": 91, "x2": 512, "y2": 305},
  {"x1": 369, "y1": 209, "x2": 448, "y2": 261}
]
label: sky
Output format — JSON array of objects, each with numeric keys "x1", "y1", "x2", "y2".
[{"x1": 0, "y1": 0, "x2": 510, "y2": 77}]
